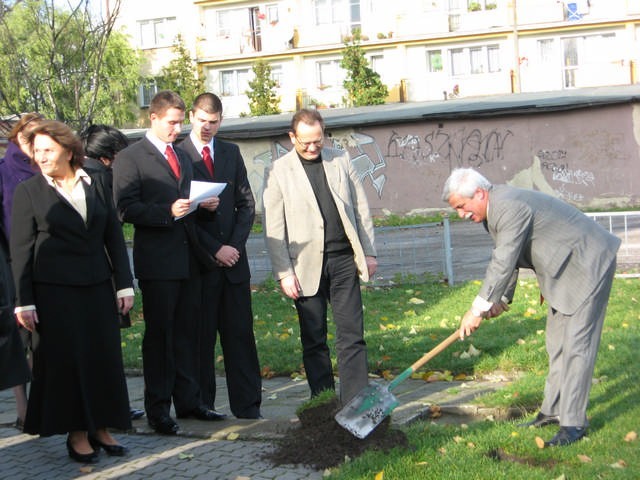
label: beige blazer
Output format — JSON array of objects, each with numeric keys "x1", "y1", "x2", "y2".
[{"x1": 262, "y1": 147, "x2": 376, "y2": 297}]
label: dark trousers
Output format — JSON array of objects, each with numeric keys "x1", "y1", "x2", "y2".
[
  {"x1": 200, "y1": 270, "x2": 261, "y2": 418},
  {"x1": 294, "y1": 252, "x2": 368, "y2": 405},
  {"x1": 139, "y1": 270, "x2": 202, "y2": 419}
]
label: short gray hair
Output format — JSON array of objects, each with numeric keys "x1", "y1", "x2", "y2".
[{"x1": 441, "y1": 168, "x2": 492, "y2": 202}]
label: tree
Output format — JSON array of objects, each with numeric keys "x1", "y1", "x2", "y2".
[
  {"x1": 0, "y1": 0, "x2": 140, "y2": 130},
  {"x1": 159, "y1": 34, "x2": 203, "y2": 110},
  {"x1": 245, "y1": 59, "x2": 280, "y2": 116},
  {"x1": 340, "y1": 29, "x2": 388, "y2": 107}
]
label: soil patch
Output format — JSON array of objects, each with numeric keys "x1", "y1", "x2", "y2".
[
  {"x1": 265, "y1": 397, "x2": 409, "y2": 470},
  {"x1": 487, "y1": 448, "x2": 557, "y2": 468}
]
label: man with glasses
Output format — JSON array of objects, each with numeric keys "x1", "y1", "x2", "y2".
[{"x1": 262, "y1": 109, "x2": 377, "y2": 405}]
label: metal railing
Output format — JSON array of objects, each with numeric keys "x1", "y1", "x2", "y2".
[{"x1": 248, "y1": 211, "x2": 640, "y2": 286}]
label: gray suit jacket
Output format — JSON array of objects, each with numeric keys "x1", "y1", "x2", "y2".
[
  {"x1": 481, "y1": 185, "x2": 621, "y2": 315},
  {"x1": 262, "y1": 147, "x2": 376, "y2": 297}
]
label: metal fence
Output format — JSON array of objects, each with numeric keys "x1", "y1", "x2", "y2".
[{"x1": 248, "y1": 211, "x2": 640, "y2": 286}]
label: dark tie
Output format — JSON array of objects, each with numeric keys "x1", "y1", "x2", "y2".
[
  {"x1": 165, "y1": 145, "x2": 181, "y2": 178},
  {"x1": 202, "y1": 145, "x2": 214, "y2": 179}
]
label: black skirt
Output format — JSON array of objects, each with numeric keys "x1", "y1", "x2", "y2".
[{"x1": 24, "y1": 280, "x2": 131, "y2": 436}]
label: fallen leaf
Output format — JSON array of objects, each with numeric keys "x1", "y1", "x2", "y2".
[
  {"x1": 409, "y1": 297, "x2": 425, "y2": 304},
  {"x1": 610, "y1": 459, "x2": 627, "y2": 469},
  {"x1": 467, "y1": 442, "x2": 475, "y2": 448},
  {"x1": 453, "y1": 435, "x2": 463, "y2": 443},
  {"x1": 624, "y1": 431, "x2": 637, "y2": 442},
  {"x1": 516, "y1": 338, "x2": 526, "y2": 345},
  {"x1": 79, "y1": 466, "x2": 94, "y2": 473},
  {"x1": 438, "y1": 447, "x2": 446, "y2": 455},
  {"x1": 467, "y1": 344, "x2": 481, "y2": 357},
  {"x1": 178, "y1": 453, "x2": 194, "y2": 460},
  {"x1": 409, "y1": 326, "x2": 418, "y2": 335},
  {"x1": 577, "y1": 454, "x2": 592, "y2": 463},
  {"x1": 511, "y1": 431, "x2": 519, "y2": 437},
  {"x1": 374, "y1": 470, "x2": 384, "y2": 480},
  {"x1": 226, "y1": 432, "x2": 239, "y2": 440},
  {"x1": 415, "y1": 461, "x2": 429, "y2": 466},
  {"x1": 234, "y1": 477, "x2": 251, "y2": 480},
  {"x1": 535, "y1": 436, "x2": 545, "y2": 449}
]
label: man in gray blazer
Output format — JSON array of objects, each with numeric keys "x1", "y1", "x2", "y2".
[
  {"x1": 442, "y1": 168, "x2": 620, "y2": 447},
  {"x1": 263, "y1": 109, "x2": 377, "y2": 405}
]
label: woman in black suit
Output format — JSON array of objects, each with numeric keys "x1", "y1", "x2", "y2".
[{"x1": 10, "y1": 120, "x2": 134, "y2": 463}]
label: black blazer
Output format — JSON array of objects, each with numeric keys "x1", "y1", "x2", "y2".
[
  {"x1": 177, "y1": 136, "x2": 255, "y2": 283},
  {"x1": 113, "y1": 136, "x2": 205, "y2": 280},
  {"x1": 10, "y1": 173, "x2": 133, "y2": 307}
]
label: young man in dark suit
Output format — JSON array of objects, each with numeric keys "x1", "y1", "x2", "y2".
[
  {"x1": 177, "y1": 93, "x2": 261, "y2": 419},
  {"x1": 112, "y1": 90, "x2": 224, "y2": 435}
]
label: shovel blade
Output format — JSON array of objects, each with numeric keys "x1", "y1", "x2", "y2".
[{"x1": 334, "y1": 381, "x2": 400, "y2": 439}]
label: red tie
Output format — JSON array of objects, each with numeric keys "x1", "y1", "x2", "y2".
[
  {"x1": 202, "y1": 145, "x2": 214, "y2": 179},
  {"x1": 165, "y1": 145, "x2": 181, "y2": 178}
]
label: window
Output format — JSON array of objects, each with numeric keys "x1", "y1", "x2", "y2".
[
  {"x1": 428, "y1": 50, "x2": 443, "y2": 72},
  {"x1": 220, "y1": 69, "x2": 250, "y2": 96},
  {"x1": 450, "y1": 48, "x2": 467, "y2": 76},
  {"x1": 137, "y1": 17, "x2": 177, "y2": 49},
  {"x1": 138, "y1": 79, "x2": 158, "y2": 107},
  {"x1": 487, "y1": 45, "x2": 500, "y2": 72},
  {"x1": 470, "y1": 47, "x2": 484, "y2": 73},
  {"x1": 314, "y1": 0, "x2": 359, "y2": 29},
  {"x1": 216, "y1": 8, "x2": 244, "y2": 38},
  {"x1": 538, "y1": 39, "x2": 555, "y2": 63},
  {"x1": 369, "y1": 54, "x2": 384, "y2": 74},
  {"x1": 267, "y1": 4, "x2": 279, "y2": 23},
  {"x1": 270, "y1": 65, "x2": 283, "y2": 88},
  {"x1": 316, "y1": 59, "x2": 345, "y2": 88}
]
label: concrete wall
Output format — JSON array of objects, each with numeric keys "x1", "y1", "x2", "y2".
[{"x1": 235, "y1": 103, "x2": 640, "y2": 217}]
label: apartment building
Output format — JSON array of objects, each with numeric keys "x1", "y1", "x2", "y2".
[{"x1": 114, "y1": 0, "x2": 640, "y2": 118}]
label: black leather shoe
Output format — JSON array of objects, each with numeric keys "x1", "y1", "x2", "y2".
[
  {"x1": 130, "y1": 408, "x2": 145, "y2": 420},
  {"x1": 66, "y1": 437, "x2": 99, "y2": 464},
  {"x1": 545, "y1": 426, "x2": 587, "y2": 447},
  {"x1": 89, "y1": 436, "x2": 129, "y2": 456},
  {"x1": 148, "y1": 415, "x2": 179, "y2": 435},
  {"x1": 517, "y1": 412, "x2": 560, "y2": 428},
  {"x1": 177, "y1": 405, "x2": 226, "y2": 421}
]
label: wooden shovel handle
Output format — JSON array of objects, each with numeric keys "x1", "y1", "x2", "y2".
[
  {"x1": 388, "y1": 329, "x2": 461, "y2": 391},
  {"x1": 409, "y1": 329, "x2": 460, "y2": 372}
]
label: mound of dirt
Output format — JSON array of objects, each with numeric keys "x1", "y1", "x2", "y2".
[{"x1": 265, "y1": 397, "x2": 409, "y2": 470}]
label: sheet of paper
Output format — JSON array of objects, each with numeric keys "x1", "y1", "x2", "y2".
[{"x1": 175, "y1": 180, "x2": 226, "y2": 220}]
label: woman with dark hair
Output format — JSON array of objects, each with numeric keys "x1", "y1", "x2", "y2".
[
  {"x1": 10, "y1": 120, "x2": 134, "y2": 463},
  {"x1": 80, "y1": 124, "x2": 129, "y2": 185},
  {"x1": 80, "y1": 123, "x2": 145, "y2": 422},
  {"x1": 0, "y1": 112, "x2": 44, "y2": 430}
]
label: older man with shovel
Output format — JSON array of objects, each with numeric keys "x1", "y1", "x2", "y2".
[{"x1": 441, "y1": 168, "x2": 620, "y2": 447}]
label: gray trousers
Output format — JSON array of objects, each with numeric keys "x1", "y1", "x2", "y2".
[{"x1": 541, "y1": 259, "x2": 617, "y2": 427}]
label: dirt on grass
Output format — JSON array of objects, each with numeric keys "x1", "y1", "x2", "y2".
[{"x1": 265, "y1": 397, "x2": 410, "y2": 470}]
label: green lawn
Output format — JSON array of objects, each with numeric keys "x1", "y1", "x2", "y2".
[{"x1": 120, "y1": 276, "x2": 640, "y2": 479}]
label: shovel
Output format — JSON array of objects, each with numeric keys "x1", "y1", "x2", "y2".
[{"x1": 335, "y1": 329, "x2": 460, "y2": 439}]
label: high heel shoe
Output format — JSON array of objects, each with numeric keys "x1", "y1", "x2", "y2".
[
  {"x1": 66, "y1": 437, "x2": 99, "y2": 464},
  {"x1": 88, "y1": 435, "x2": 129, "y2": 456}
]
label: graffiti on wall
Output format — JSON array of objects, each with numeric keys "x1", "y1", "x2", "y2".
[{"x1": 386, "y1": 127, "x2": 514, "y2": 168}]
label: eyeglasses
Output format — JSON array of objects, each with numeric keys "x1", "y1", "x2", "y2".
[{"x1": 295, "y1": 136, "x2": 324, "y2": 150}]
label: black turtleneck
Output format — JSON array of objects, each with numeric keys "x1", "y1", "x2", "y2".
[{"x1": 298, "y1": 153, "x2": 351, "y2": 254}]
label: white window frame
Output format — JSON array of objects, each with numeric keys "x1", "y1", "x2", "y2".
[
  {"x1": 427, "y1": 50, "x2": 443, "y2": 73},
  {"x1": 220, "y1": 69, "x2": 250, "y2": 97},
  {"x1": 138, "y1": 79, "x2": 158, "y2": 107},
  {"x1": 137, "y1": 17, "x2": 177, "y2": 49},
  {"x1": 316, "y1": 59, "x2": 345, "y2": 89}
]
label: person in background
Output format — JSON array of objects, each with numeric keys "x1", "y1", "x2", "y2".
[
  {"x1": 178, "y1": 92, "x2": 261, "y2": 419},
  {"x1": 113, "y1": 90, "x2": 224, "y2": 436},
  {"x1": 80, "y1": 123, "x2": 144, "y2": 422},
  {"x1": 0, "y1": 112, "x2": 44, "y2": 430},
  {"x1": 441, "y1": 167, "x2": 620, "y2": 447},
  {"x1": 262, "y1": 108, "x2": 377, "y2": 406},
  {"x1": 11, "y1": 120, "x2": 134, "y2": 463},
  {"x1": 0, "y1": 223, "x2": 30, "y2": 413}
]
